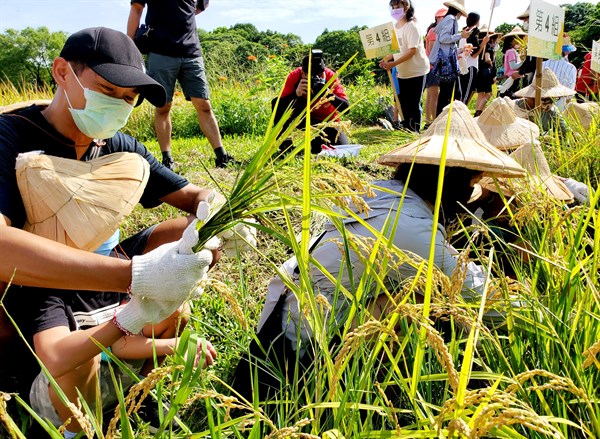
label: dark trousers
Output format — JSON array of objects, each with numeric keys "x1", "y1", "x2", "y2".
[
  {"x1": 272, "y1": 98, "x2": 349, "y2": 154},
  {"x1": 458, "y1": 66, "x2": 477, "y2": 104},
  {"x1": 437, "y1": 78, "x2": 461, "y2": 116},
  {"x1": 397, "y1": 75, "x2": 426, "y2": 132}
]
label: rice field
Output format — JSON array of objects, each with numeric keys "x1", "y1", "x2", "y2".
[{"x1": 1, "y1": 81, "x2": 599, "y2": 438}]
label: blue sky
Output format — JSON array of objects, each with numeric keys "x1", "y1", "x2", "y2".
[{"x1": 0, "y1": 0, "x2": 588, "y2": 45}]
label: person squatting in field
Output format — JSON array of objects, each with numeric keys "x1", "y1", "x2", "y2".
[
  {"x1": 271, "y1": 49, "x2": 350, "y2": 155},
  {"x1": 232, "y1": 102, "x2": 528, "y2": 401},
  {"x1": 0, "y1": 27, "x2": 254, "y2": 436}
]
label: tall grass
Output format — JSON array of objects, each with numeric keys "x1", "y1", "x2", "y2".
[{"x1": 1, "y1": 74, "x2": 599, "y2": 438}]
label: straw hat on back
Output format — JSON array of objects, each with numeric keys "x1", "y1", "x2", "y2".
[
  {"x1": 475, "y1": 97, "x2": 540, "y2": 150},
  {"x1": 377, "y1": 101, "x2": 526, "y2": 178},
  {"x1": 480, "y1": 141, "x2": 573, "y2": 201},
  {"x1": 514, "y1": 68, "x2": 576, "y2": 98},
  {"x1": 443, "y1": 0, "x2": 467, "y2": 17},
  {"x1": 564, "y1": 101, "x2": 600, "y2": 130},
  {"x1": 16, "y1": 151, "x2": 150, "y2": 252},
  {"x1": 502, "y1": 26, "x2": 527, "y2": 39},
  {"x1": 0, "y1": 100, "x2": 51, "y2": 114}
]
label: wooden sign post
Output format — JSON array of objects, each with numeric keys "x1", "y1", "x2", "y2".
[
  {"x1": 359, "y1": 23, "x2": 403, "y2": 120},
  {"x1": 527, "y1": 0, "x2": 565, "y2": 106}
]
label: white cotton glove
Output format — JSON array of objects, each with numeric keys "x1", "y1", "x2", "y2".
[
  {"x1": 217, "y1": 219, "x2": 258, "y2": 256},
  {"x1": 561, "y1": 178, "x2": 589, "y2": 205},
  {"x1": 114, "y1": 296, "x2": 182, "y2": 335},
  {"x1": 130, "y1": 196, "x2": 221, "y2": 302}
]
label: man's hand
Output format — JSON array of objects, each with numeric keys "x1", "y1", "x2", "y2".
[
  {"x1": 114, "y1": 296, "x2": 182, "y2": 335},
  {"x1": 296, "y1": 78, "x2": 309, "y2": 97},
  {"x1": 130, "y1": 195, "x2": 221, "y2": 302}
]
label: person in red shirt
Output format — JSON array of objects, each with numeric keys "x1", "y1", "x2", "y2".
[
  {"x1": 575, "y1": 52, "x2": 599, "y2": 102},
  {"x1": 272, "y1": 50, "x2": 350, "y2": 154}
]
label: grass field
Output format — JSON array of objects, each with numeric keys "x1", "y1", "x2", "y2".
[{"x1": 1, "y1": 80, "x2": 600, "y2": 438}]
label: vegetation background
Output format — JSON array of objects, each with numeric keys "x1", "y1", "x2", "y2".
[{"x1": 1, "y1": 3, "x2": 600, "y2": 438}]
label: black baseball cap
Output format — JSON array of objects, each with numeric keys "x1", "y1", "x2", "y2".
[{"x1": 60, "y1": 27, "x2": 166, "y2": 107}]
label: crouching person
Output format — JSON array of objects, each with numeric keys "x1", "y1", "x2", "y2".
[
  {"x1": 0, "y1": 27, "x2": 229, "y2": 436},
  {"x1": 232, "y1": 102, "x2": 527, "y2": 402}
]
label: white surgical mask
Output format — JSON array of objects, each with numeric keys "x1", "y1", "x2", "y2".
[
  {"x1": 522, "y1": 22, "x2": 529, "y2": 31},
  {"x1": 391, "y1": 7, "x2": 405, "y2": 21},
  {"x1": 65, "y1": 63, "x2": 134, "y2": 140}
]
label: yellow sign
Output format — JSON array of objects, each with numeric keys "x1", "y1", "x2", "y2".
[
  {"x1": 359, "y1": 23, "x2": 399, "y2": 60},
  {"x1": 592, "y1": 41, "x2": 600, "y2": 74},
  {"x1": 527, "y1": 0, "x2": 565, "y2": 60}
]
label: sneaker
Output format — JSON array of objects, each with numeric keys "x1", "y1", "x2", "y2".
[
  {"x1": 215, "y1": 153, "x2": 239, "y2": 168},
  {"x1": 135, "y1": 398, "x2": 182, "y2": 434},
  {"x1": 162, "y1": 156, "x2": 175, "y2": 170}
]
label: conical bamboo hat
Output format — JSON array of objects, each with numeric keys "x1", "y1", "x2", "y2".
[
  {"x1": 475, "y1": 97, "x2": 540, "y2": 150},
  {"x1": 16, "y1": 151, "x2": 150, "y2": 252},
  {"x1": 377, "y1": 101, "x2": 527, "y2": 178},
  {"x1": 564, "y1": 101, "x2": 600, "y2": 130},
  {"x1": 479, "y1": 141, "x2": 573, "y2": 201},
  {"x1": 0, "y1": 100, "x2": 51, "y2": 114},
  {"x1": 502, "y1": 26, "x2": 527, "y2": 38},
  {"x1": 514, "y1": 68, "x2": 576, "y2": 98}
]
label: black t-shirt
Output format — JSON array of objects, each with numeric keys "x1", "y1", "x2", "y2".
[
  {"x1": 0, "y1": 105, "x2": 189, "y2": 228},
  {"x1": 132, "y1": 0, "x2": 202, "y2": 58}
]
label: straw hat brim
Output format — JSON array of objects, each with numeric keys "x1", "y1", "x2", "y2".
[
  {"x1": 514, "y1": 82, "x2": 576, "y2": 98},
  {"x1": 0, "y1": 100, "x2": 51, "y2": 114},
  {"x1": 378, "y1": 134, "x2": 527, "y2": 177},
  {"x1": 475, "y1": 115, "x2": 540, "y2": 150},
  {"x1": 378, "y1": 101, "x2": 527, "y2": 178},
  {"x1": 564, "y1": 102, "x2": 600, "y2": 129},
  {"x1": 16, "y1": 152, "x2": 150, "y2": 252},
  {"x1": 443, "y1": 0, "x2": 467, "y2": 17}
]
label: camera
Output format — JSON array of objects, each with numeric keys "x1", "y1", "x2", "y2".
[{"x1": 302, "y1": 49, "x2": 326, "y2": 94}]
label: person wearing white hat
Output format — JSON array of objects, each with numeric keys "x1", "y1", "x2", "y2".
[
  {"x1": 513, "y1": 68, "x2": 576, "y2": 136},
  {"x1": 233, "y1": 101, "x2": 526, "y2": 401},
  {"x1": 429, "y1": 0, "x2": 473, "y2": 116}
]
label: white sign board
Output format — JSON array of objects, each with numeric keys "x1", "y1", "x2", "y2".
[
  {"x1": 359, "y1": 23, "x2": 399, "y2": 60},
  {"x1": 527, "y1": 0, "x2": 565, "y2": 60},
  {"x1": 592, "y1": 40, "x2": 600, "y2": 74}
]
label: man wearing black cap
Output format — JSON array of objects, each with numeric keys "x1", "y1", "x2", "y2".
[
  {"x1": 0, "y1": 27, "x2": 222, "y2": 432},
  {"x1": 127, "y1": 0, "x2": 236, "y2": 169},
  {"x1": 272, "y1": 50, "x2": 350, "y2": 154}
]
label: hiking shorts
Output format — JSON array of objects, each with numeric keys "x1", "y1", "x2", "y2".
[{"x1": 147, "y1": 53, "x2": 210, "y2": 103}]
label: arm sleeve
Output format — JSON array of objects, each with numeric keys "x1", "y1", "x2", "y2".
[
  {"x1": 280, "y1": 69, "x2": 303, "y2": 98},
  {"x1": 436, "y1": 17, "x2": 460, "y2": 45},
  {"x1": 328, "y1": 70, "x2": 349, "y2": 111}
]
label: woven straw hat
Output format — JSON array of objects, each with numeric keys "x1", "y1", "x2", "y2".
[
  {"x1": 516, "y1": 5, "x2": 530, "y2": 20},
  {"x1": 443, "y1": 0, "x2": 467, "y2": 17},
  {"x1": 564, "y1": 101, "x2": 600, "y2": 130},
  {"x1": 0, "y1": 100, "x2": 51, "y2": 114},
  {"x1": 478, "y1": 24, "x2": 499, "y2": 37},
  {"x1": 377, "y1": 101, "x2": 526, "y2": 178},
  {"x1": 475, "y1": 98, "x2": 540, "y2": 150},
  {"x1": 502, "y1": 26, "x2": 527, "y2": 39},
  {"x1": 514, "y1": 68, "x2": 577, "y2": 98},
  {"x1": 480, "y1": 141, "x2": 573, "y2": 201},
  {"x1": 16, "y1": 151, "x2": 150, "y2": 252}
]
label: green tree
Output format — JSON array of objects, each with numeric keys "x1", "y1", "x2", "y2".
[
  {"x1": 0, "y1": 27, "x2": 67, "y2": 88},
  {"x1": 494, "y1": 23, "x2": 518, "y2": 35}
]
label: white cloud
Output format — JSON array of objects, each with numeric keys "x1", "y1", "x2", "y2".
[{"x1": 0, "y1": 0, "x2": 590, "y2": 44}]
